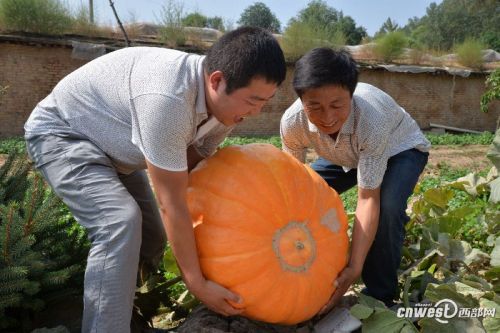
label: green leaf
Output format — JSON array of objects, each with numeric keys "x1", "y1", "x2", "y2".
[
  {"x1": 490, "y1": 237, "x2": 500, "y2": 267},
  {"x1": 489, "y1": 177, "x2": 500, "y2": 204},
  {"x1": 350, "y1": 303, "x2": 374, "y2": 320},
  {"x1": 417, "y1": 249, "x2": 445, "y2": 271},
  {"x1": 161, "y1": 245, "x2": 180, "y2": 276},
  {"x1": 424, "y1": 283, "x2": 478, "y2": 308},
  {"x1": 419, "y1": 317, "x2": 485, "y2": 333},
  {"x1": 437, "y1": 216, "x2": 463, "y2": 238},
  {"x1": 423, "y1": 188, "x2": 454, "y2": 209},
  {"x1": 450, "y1": 173, "x2": 488, "y2": 196},
  {"x1": 486, "y1": 128, "x2": 500, "y2": 169},
  {"x1": 361, "y1": 308, "x2": 417, "y2": 333},
  {"x1": 485, "y1": 266, "x2": 500, "y2": 281},
  {"x1": 479, "y1": 298, "x2": 500, "y2": 333},
  {"x1": 358, "y1": 293, "x2": 387, "y2": 309}
]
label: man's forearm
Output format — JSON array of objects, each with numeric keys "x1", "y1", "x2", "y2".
[
  {"x1": 160, "y1": 203, "x2": 204, "y2": 289},
  {"x1": 348, "y1": 192, "x2": 380, "y2": 272}
]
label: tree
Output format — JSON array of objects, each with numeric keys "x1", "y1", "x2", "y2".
[
  {"x1": 337, "y1": 13, "x2": 367, "y2": 45},
  {"x1": 403, "y1": 0, "x2": 499, "y2": 51},
  {"x1": 0, "y1": 152, "x2": 89, "y2": 331},
  {"x1": 206, "y1": 16, "x2": 224, "y2": 31},
  {"x1": 375, "y1": 17, "x2": 399, "y2": 37},
  {"x1": 182, "y1": 12, "x2": 207, "y2": 27},
  {"x1": 288, "y1": 0, "x2": 366, "y2": 45},
  {"x1": 238, "y1": 2, "x2": 281, "y2": 33}
]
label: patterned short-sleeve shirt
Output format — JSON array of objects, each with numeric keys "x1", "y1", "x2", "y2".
[
  {"x1": 25, "y1": 47, "x2": 234, "y2": 174},
  {"x1": 280, "y1": 83, "x2": 430, "y2": 189}
]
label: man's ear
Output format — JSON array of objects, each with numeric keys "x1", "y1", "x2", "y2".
[{"x1": 208, "y1": 70, "x2": 225, "y2": 92}]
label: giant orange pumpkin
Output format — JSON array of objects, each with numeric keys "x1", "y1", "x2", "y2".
[{"x1": 187, "y1": 143, "x2": 349, "y2": 324}]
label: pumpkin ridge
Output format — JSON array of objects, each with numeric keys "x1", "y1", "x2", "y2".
[
  {"x1": 189, "y1": 187, "x2": 281, "y2": 232},
  {"x1": 190, "y1": 152, "x2": 286, "y2": 227},
  {"x1": 237, "y1": 145, "x2": 295, "y2": 221}
]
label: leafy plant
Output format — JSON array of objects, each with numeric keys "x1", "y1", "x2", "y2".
[
  {"x1": 481, "y1": 69, "x2": 500, "y2": 113},
  {"x1": 455, "y1": 38, "x2": 486, "y2": 69},
  {"x1": 157, "y1": 0, "x2": 186, "y2": 47},
  {"x1": 0, "y1": 152, "x2": 89, "y2": 331},
  {"x1": 0, "y1": 0, "x2": 72, "y2": 35},
  {"x1": 425, "y1": 132, "x2": 494, "y2": 146},
  {"x1": 237, "y1": 2, "x2": 281, "y2": 33},
  {"x1": 0, "y1": 137, "x2": 26, "y2": 154},
  {"x1": 373, "y1": 31, "x2": 408, "y2": 63},
  {"x1": 281, "y1": 20, "x2": 344, "y2": 61}
]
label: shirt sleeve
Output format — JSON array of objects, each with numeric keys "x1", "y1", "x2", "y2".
[
  {"x1": 131, "y1": 94, "x2": 191, "y2": 171},
  {"x1": 280, "y1": 114, "x2": 307, "y2": 163}
]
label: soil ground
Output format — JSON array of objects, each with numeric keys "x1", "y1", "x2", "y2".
[{"x1": 303, "y1": 144, "x2": 492, "y2": 174}]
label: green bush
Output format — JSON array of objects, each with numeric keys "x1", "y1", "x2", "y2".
[
  {"x1": 373, "y1": 31, "x2": 407, "y2": 63},
  {"x1": 455, "y1": 38, "x2": 485, "y2": 69},
  {"x1": 425, "y1": 132, "x2": 494, "y2": 145},
  {"x1": 0, "y1": 137, "x2": 25, "y2": 154},
  {"x1": 70, "y1": 4, "x2": 100, "y2": 37},
  {"x1": 281, "y1": 20, "x2": 345, "y2": 61},
  {"x1": 0, "y1": 152, "x2": 88, "y2": 331},
  {"x1": 157, "y1": 0, "x2": 186, "y2": 47},
  {"x1": 0, "y1": 0, "x2": 72, "y2": 35},
  {"x1": 481, "y1": 69, "x2": 500, "y2": 113}
]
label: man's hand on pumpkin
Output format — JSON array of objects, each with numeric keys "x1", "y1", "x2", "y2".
[
  {"x1": 190, "y1": 278, "x2": 245, "y2": 316},
  {"x1": 318, "y1": 265, "x2": 361, "y2": 315}
]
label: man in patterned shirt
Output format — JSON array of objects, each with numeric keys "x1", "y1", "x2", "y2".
[
  {"x1": 280, "y1": 48, "x2": 430, "y2": 310},
  {"x1": 25, "y1": 27, "x2": 286, "y2": 332}
]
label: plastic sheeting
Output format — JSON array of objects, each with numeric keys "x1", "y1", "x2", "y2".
[{"x1": 71, "y1": 41, "x2": 106, "y2": 61}]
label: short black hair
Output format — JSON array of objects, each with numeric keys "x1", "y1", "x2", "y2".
[
  {"x1": 293, "y1": 48, "x2": 358, "y2": 97},
  {"x1": 204, "y1": 26, "x2": 286, "y2": 94}
]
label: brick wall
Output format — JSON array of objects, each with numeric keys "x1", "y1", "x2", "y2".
[
  {"x1": 232, "y1": 67, "x2": 499, "y2": 136},
  {"x1": 0, "y1": 42, "x2": 86, "y2": 137},
  {"x1": 1, "y1": 39, "x2": 498, "y2": 138}
]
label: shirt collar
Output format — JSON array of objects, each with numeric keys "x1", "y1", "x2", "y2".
[{"x1": 195, "y1": 56, "x2": 208, "y2": 118}]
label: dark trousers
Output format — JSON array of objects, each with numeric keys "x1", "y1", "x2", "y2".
[{"x1": 311, "y1": 148, "x2": 428, "y2": 306}]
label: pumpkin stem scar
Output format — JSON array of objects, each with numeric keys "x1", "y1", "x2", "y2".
[{"x1": 272, "y1": 221, "x2": 317, "y2": 273}]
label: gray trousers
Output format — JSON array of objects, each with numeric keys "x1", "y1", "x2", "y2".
[{"x1": 26, "y1": 134, "x2": 167, "y2": 333}]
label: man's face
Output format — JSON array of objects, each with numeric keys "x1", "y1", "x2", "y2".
[
  {"x1": 206, "y1": 72, "x2": 278, "y2": 126},
  {"x1": 301, "y1": 85, "x2": 352, "y2": 135}
]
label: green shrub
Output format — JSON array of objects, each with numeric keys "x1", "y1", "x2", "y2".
[
  {"x1": 281, "y1": 20, "x2": 345, "y2": 61},
  {"x1": 480, "y1": 69, "x2": 500, "y2": 113},
  {"x1": 70, "y1": 4, "x2": 100, "y2": 37},
  {"x1": 0, "y1": 137, "x2": 25, "y2": 154},
  {"x1": 157, "y1": 0, "x2": 186, "y2": 47},
  {"x1": 425, "y1": 132, "x2": 494, "y2": 145},
  {"x1": 0, "y1": 152, "x2": 88, "y2": 331},
  {"x1": 455, "y1": 38, "x2": 485, "y2": 69},
  {"x1": 373, "y1": 31, "x2": 407, "y2": 63},
  {"x1": 0, "y1": 0, "x2": 72, "y2": 35}
]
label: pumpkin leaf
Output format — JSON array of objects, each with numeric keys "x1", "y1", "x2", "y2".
[
  {"x1": 162, "y1": 245, "x2": 180, "y2": 276},
  {"x1": 449, "y1": 173, "x2": 488, "y2": 196},
  {"x1": 479, "y1": 298, "x2": 500, "y2": 333},
  {"x1": 350, "y1": 303, "x2": 374, "y2": 320},
  {"x1": 361, "y1": 308, "x2": 417, "y2": 333},
  {"x1": 423, "y1": 188, "x2": 454, "y2": 209},
  {"x1": 485, "y1": 266, "x2": 500, "y2": 281},
  {"x1": 419, "y1": 316, "x2": 485, "y2": 333},
  {"x1": 358, "y1": 293, "x2": 387, "y2": 309},
  {"x1": 490, "y1": 238, "x2": 500, "y2": 267},
  {"x1": 424, "y1": 283, "x2": 478, "y2": 308},
  {"x1": 489, "y1": 177, "x2": 500, "y2": 204}
]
